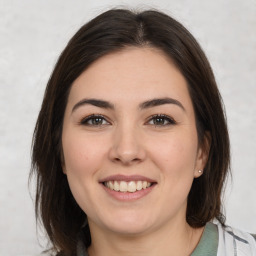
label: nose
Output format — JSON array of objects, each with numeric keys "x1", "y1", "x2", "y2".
[{"x1": 108, "y1": 124, "x2": 146, "y2": 165}]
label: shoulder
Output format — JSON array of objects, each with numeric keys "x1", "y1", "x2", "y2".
[{"x1": 215, "y1": 222, "x2": 256, "y2": 255}]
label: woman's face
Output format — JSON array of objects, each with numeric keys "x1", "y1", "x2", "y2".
[{"x1": 62, "y1": 47, "x2": 207, "y2": 236}]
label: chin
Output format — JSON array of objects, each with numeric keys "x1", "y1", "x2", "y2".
[
  {"x1": 108, "y1": 222, "x2": 151, "y2": 236},
  {"x1": 99, "y1": 212, "x2": 155, "y2": 236}
]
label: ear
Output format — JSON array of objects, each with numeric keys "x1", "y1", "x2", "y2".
[
  {"x1": 194, "y1": 132, "x2": 211, "y2": 178},
  {"x1": 62, "y1": 165, "x2": 67, "y2": 174},
  {"x1": 60, "y1": 149, "x2": 67, "y2": 174}
]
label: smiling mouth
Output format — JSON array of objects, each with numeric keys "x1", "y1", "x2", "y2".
[{"x1": 103, "y1": 180, "x2": 154, "y2": 193}]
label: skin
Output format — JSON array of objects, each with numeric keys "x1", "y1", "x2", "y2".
[{"x1": 62, "y1": 47, "x2": 209, "y2": 256}]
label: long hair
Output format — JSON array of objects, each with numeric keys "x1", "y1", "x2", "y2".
[{"x1": 30, "y1": 8, "x2": 230, "y2": 255}]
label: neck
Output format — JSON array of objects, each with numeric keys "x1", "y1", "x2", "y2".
[{"x1": 87, "y1": 218, "x2": 204, "y2": 256}]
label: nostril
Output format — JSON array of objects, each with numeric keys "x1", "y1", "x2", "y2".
[{"x1": 113, "y1": 157, "x2": 142, "y2": 165}]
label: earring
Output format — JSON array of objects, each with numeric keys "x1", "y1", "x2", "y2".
[{"x1": 198, "y1": 170, "x2": 203, "y2": 173}]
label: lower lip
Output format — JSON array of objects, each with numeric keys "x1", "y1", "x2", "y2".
[{"x1": 101, "y1": 183, "x2": 156, "y2": 201}]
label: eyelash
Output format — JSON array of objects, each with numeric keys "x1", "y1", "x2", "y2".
[
  {"x1": 80, "y1": 114, "x2": 109, "y2": 126},
  {"x1": 79, "y1": 114, "x2": 176, "y2": 127},
  {"x1": 147, "y1": 114, "x2": 176, "y2": 126}
]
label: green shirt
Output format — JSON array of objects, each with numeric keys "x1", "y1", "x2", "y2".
[
  {"x1": 78, "y1": 222, "x2": 219, "y2": 256},
  {"x1": 191, "y1": 222, "x2": 218, "y2": 256}
]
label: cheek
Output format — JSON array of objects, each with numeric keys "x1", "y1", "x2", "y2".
[
  {"x1": 62, "y1": 130, "x2": 105, "y2": 178},
  {"x1": 149, "y1": 133, "x2": 198, "y2": 170},
  {"x1": 62, "y1": 131, "x2": 106, "y2": 212},
  {"x1": 147, "y1": 129, "x2": 198, "y2": 198}
]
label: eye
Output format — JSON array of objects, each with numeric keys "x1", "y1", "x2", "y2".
[
  {"x1": 147, "y1": 114, "x2": 176, "y2": 126},
  {"x1": 80, "y1": 114, "x2": 110, "y2": 126}
]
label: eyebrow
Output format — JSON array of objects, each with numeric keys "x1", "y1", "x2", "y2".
[
  {"x1": 72, "y1": 97, "x2": 185, "y2": 113},
  {"x1": 72, "y1": 98, "x2": 115, "y2": 112},
  {"x1": 139, "y1": 98, "x2": 185, "y2": 111}
]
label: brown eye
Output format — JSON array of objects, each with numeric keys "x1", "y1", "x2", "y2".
[
  {"x1": 147, "y1": 114, "x2": 176, "y2": 126},
  {"x1": 80, "y1": 115, "x2": 109, "y2": 126}
]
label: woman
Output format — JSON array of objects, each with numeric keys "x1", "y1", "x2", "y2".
[{"x1": 30, "y1": 8, "x2": 256, "y2": 256}]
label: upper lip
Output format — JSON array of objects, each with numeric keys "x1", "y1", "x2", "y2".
[{"x1": 99, "y1": 174, "x2": 157, "y2": 183}]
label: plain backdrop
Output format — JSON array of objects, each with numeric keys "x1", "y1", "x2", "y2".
[{"x1": 0, "y1": 0, "x2": 255, "y2": 255}]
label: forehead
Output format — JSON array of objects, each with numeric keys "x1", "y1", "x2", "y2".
[{"x1": 67, "y1": 47, "x2": 193, "y2": 111}]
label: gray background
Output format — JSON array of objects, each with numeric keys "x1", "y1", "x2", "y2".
[{"x1": 0, "y1": 0, "x2": 255, "y2": 255}]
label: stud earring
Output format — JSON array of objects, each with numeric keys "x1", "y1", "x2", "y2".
[{"x1": 198, "y1": 170, "x2": 203, "y2": 173}]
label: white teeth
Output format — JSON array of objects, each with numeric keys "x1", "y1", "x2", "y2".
[
  {"x1": 114, "y1": 181, "x2": 119, "y2": 191},
  {"x1": 136, "y1": 181, "x2": 142, "y2": 191},
  {"x1": 104, "y1": 180, "x2": 152, "y2": 192},
  {"x1": 142, "y1": 181, "x2": 147, "y2": 189},
  {"x1": 120, "y1": 181, "x2": 128, "y2": 192},
  {"x1": 109, "y1": 181, "x2": 114, "y2": 190},
  {"x1": 127, "y1": 181, "x2": 136, "y2": 192}
]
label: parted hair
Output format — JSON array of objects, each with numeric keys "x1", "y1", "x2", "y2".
[{"x1": 30, "y1": 8, "x2": 230, "y2": 256}]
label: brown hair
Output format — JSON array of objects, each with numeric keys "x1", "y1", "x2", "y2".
[{"x1": 30, "y1": 8, "x2": 230, "y2": 255}]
